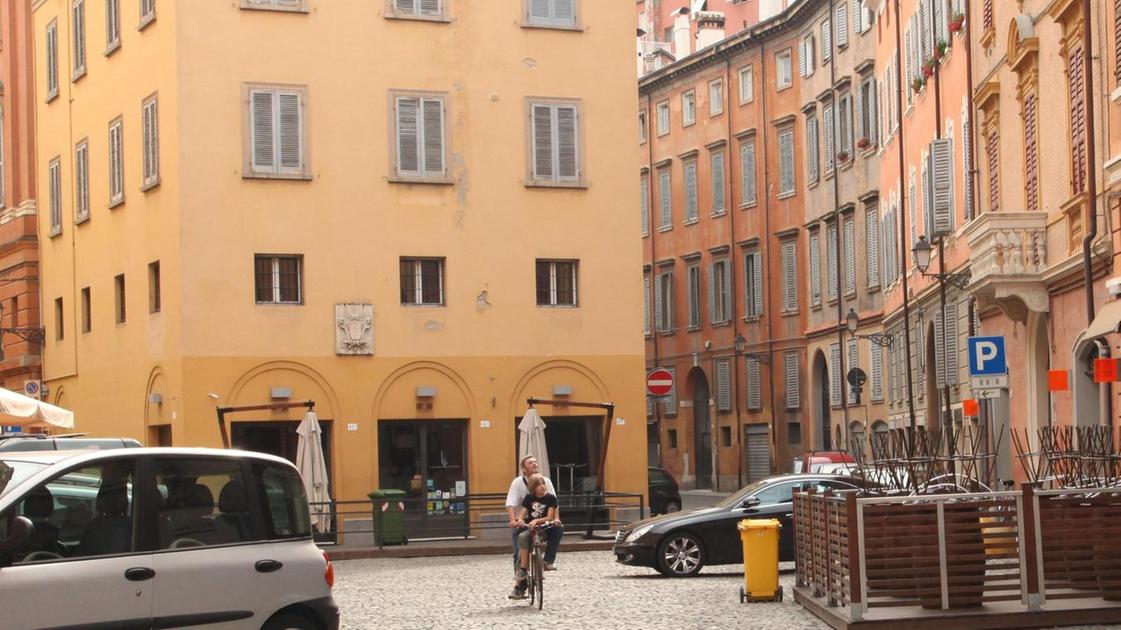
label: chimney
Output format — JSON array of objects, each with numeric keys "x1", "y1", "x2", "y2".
[
  {"x1": 694, "y1": 11, "x2": 726, "y2": 51},
  {"x1": 673, "y1": 8, "x2": 691, "y2": 59}
]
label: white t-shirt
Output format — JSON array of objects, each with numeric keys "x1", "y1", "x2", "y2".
[{"x1": 505, "y1": 475, "x2": 557, "y2": 510}]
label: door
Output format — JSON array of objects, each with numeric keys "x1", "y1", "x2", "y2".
[
  {"x1": 378, "y1": 420, "x2": 468, "y2": 539},
  {"x1": 693, "y1": 372, "x2": 712, "y2": 489},
  {"x1": 0, "y1": 457, "x2": 153, "y2": 629},
  {"x1": 148, "y1": 456, "x2": 282, "y2": 629},
  {"x1": 744, "y1": 424, "x2": 770, "y2": 483}
]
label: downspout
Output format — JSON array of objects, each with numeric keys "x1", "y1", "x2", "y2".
[
  {"x1": 645, "y1": 91, "x2": 664, "y2": 458},
  {"x1": 758, "y1": 37, "x2": 780, "y2": 464},
  {"x1": 963, "y1": 0, "x2": 979, "y2": 225},
  {"x1": 724, "y1": 55, "x2": 745, "y2": 490},
  {"x1": 893, "y1": 0, "x2": 919, "y2": 434},
  {"x1": 827, "y1": 0, "x2": 851, "y2": 449}
]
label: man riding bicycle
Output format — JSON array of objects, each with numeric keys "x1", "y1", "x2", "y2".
[{"x1": 505, "y1": 455, "x2": 564, "y2": 573}]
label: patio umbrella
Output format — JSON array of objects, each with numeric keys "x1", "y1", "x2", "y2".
[
  {"x1": 517, "y1": 408, "x2": 550, "y2": 483},
  {"x1": 0, "y1": 388, "x2": 74, "y2": 430},
  {"x1": 296, "y1": 411, "x2": 331, "y2": 533}
]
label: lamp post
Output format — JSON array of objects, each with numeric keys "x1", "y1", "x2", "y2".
[
  {"x1": 733, "y1": 334, "x2": 745, "y2": 488},
  {"x1": 846, "y1": 308, "x2": 894, "y2": 349},
  {"x1": 912, "y1": 235, "x2": 970, "y2": 468}
]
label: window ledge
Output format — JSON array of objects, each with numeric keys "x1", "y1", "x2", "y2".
[
  {"x1": 72, "y1": 67, "x2": 87, "y2": 83},
  {"x1": 866, "y1": 284, "x2": 881, "y2": 294},
  {"x1": 385, "y1": 13, "x2": 452, "y2": 23},
  {"x1": 243, "y1": 172, "x2": 313, "y2": 182},
  {"x1": 1112, "y1": 85, "x2": 1121, "y2": 104},
  {"x1": 48, "y1": 227, "x2": 62, "y2": 239},
  {"x1": 777, "y1": 83, "x2": 792, "y2": 92},
  {"x1": 781, "y1": 309, "x2": 799, "y2": 317},
  {"x1": 687, "y1": 325, "x2": 702, "y2": 332},
  {"x1": 683, "y1": 217, "x2": 700, "y2": 226},
  {"x1": 811, "y1": 302, "x2": 822, "y2": 310},
  {"x1": 75, "y1": 214, "x2": 90, "y2": 226},
  {"x1": 710, "y1": 209, "x2": 727, "y2": 218},
  {"x1": 657, "y1": 226, "x2": 673, "y2": 233},
  {"x1": 240, "y1": 1, "x2": 311, "y2": 13},
  {"x1": 657, "y1": 330, "x2": 675, "y2": 337},
  {"x1": 808, "y1": 179, "x2": 820, "y2": 190},
  {"x1": 255, "y1": 302, "x2": 305, "y2": 307},
  {"x1": 402, "y1": 303, "x2": 447, "y2": 308},
  {"x1": 138, "y1": 14, "x2": 156, "y2": 31},
  {"x1": 46, "y1": 90, "x2": 59, "y2": 104},
  {"x1": 141, "y1": 179, "x2": 162, "y2": 193},
  {"x1": 777, "y1": 191, "x2": 797, "y2": 200},
  {"x1": 739, "y1": 201, "x2": 758, "y2": 210},
  {"x1": 537, "y1": 304, "x2": 580, "y2": 309},
  {"x1": 524, "y1": 180, "x2": 588, "y2": 190},
  {"x1": 711, "y1": 321, "x2": 732, "y2": 328},
  {"x1": 743, "y1": 315, "x2": 762, "y2": 323},
  {"x1": 521, "y1": 21, "x2": 583, "y2": 32},
  {"x1": 104, "y1": 40, "x2": 121, "y2": 57},
  {"x1": 109, "y1": 197, "x2": 125, "y2": 210},
  {"x1": 389, "y1": 176, "x2": 455, "y2": 186}
]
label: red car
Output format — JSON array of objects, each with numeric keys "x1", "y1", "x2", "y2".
[{"x1": 793, "y1": 450, "x2": 855, "y2": 474}]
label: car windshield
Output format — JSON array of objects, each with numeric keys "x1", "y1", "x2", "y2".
[
  {"x1": 715, "y1": 479, "x2": 772, "y2": 509},
  {"x1": 0, "y1": 460, "x2": 48, "y2": 498}
]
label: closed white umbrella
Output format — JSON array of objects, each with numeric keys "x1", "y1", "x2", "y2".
[
  {"x1": 296, "y1": 411, "x2": 331, "y2": 533},
  {"x1": 0, "y1": 388, "x2": 74, "y2": 430},
  {"x1": 517, "y1": 408, "x2": 550, "y2": 483}
]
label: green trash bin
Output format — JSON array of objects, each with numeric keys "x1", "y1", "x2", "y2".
[{"x1": 369, "y1": 489, "x2": 408, "y2": 546}]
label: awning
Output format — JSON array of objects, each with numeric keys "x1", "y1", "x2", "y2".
[{"x1": 1073, "y1": 299, "x2": 1121, "y2": 357}]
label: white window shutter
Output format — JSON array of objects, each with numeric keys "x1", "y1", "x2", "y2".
[
  {"x1": 532, "y1": 105, "x2": 553, "y2": 179},
  {"x1": 422, "y1": 98, "x2": 446, "y2": 176},
  {"x1": 752, "y1": 253, "x2": 763, "y2": 316},
  {"x1": 716, "y1": 359, "x2": 731, "y2": 411},
  {"x1": 556, "y1": 105, "x2": 578, "y2": 179},
  {"x1": 806, "y1": 35, "x2": 815, "y2": 74},
  {"x1": 810, "y1": 231, "x2": 822, "y2": 305},
  {"x1": 822, "y1": 20, "x2": 832, "y2": 62},
  {"x1": 934, "y1": 309, "x2": 946, "y2": 388},
  {"x1": 684, "y1": 160, "x2": 698, "y2": 221},
  {"x1": 823, "y1": 104, "x2": 835, "y2": 175},
  {"x1": 420, "y1": 0, "x2": 441, "y2": 16},
  {"x1": 554, "y1": 0, "x2": 574, "y2": 21},
  {"x1": 659, "y1": 169, "x2": 672, "y2": 227},
  {"x1": 945, "y1": 301, "x2": 959, "y2": 387},
  {"x1": 870, "y1": 343, "x2": 883, "y2": 401},
  {"x1": 826, "y1": 223, "x2": 838, "y2": 301},
  {"x1": 920, "y1": 0, "x2": 932, "y2": 56},
  {"x1": 779, "y1": 129, "x2": 794, "y2": 194},
  {"x1": 654, "y1": 273, "x2": 664, "y2": 331},
  {"x1": 396, "y1": 97, "x2": 420, "y2": 175},
  {"x1": 852, "y1": 0, "x2": 861, "y2": 32},
  {"x1": 711, "y1": 151, "x2": 725, "y2": 213},
  {"x1": 665, "y1": 367, "x2": 678, "y2": 414},
  {"x1": 799, "y1": 40, "x2": 807, "y2": 78},
  {"x1": 643, "y1": 275, "x2": 650, "y2": 334},
  {"x1": 640, "y1": 175, "x2": 649, "y2": 236},
  {"x1": 854, "y1": 85, "x2": 864, "y2": 143},
  {"x1": 747, "y1": 358, "x2": 762, "y2": 410},
  {"x1": 529, "y1": 0, "x2": 551, "y2": 20},
  {"x1": 722, "y1": 261, "x2": 732, "y2": 321},
  {"x1": 785, "y1": 353, "x2": 800, "y2": 409},
  {"x1": 909, "y1": 175, "x2": 918, "y2": 248},
  {"x1": 396, "y1": 0, "x2": 416, "y2": 10},
  {"x1": 647, "y1": 395, "x2": 654, "y2": 417},
  {"x1": 782, "y1": 241, "x2": 797, "y2": 311},
  {"x1": 806, "y1": 116, "x2": 819, "y2": 183},
  {"x1": 277, "y1": 92, "x2": 302, "y2": 173},
  {"x1": 836, "y1": 5, "x2": 849, "y2": 46},
  {"x1": 741, "y1": 140, "x2": 757, "y2": 205},
  {"x1": 935, "y1": 0, "x2": 946, "y2": 41},
  {"x1": 844, "y1": 217, "x2": 856, "y2": 295},
  {"x1": 962, "y1": 108, "x2": 974, "y2": 220},
  {"x1": 707, "y1": 264, "x2": 716, "y2": 324},
  {"x1": 866, "y1": 207, "x2": 880, "y2": 287},
  {"x1": 847, "y1": 339, "x2": 859, "y2": 402},
  {"x1": 930, "y1": 138, "x2": 953, "y2": 235},
  {"x1": 830, "y1": 342, "x2": 842, "y2": 407}
]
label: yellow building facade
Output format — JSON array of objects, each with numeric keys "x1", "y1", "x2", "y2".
[{"x1": 32, "y1": 0, "x2": 646, "y2": 518}]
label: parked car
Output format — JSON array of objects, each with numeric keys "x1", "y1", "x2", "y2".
[
  {"x1": 613, "y1": 474, "x2": 860, "y2": 577},
  {"x1": 0, "y1": 447, "x2": 338, "y2": 630},
  {"x1": 648, "y1": 467, "x2": 682, "y2": 515},
  {"x1": 793, "y1": 450, "x2": 855, "y2": 473},
  {"x1": 0, "y1": 433, "x2": 142, "y2": 453}
]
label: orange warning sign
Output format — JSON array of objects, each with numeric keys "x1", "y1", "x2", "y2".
[
  {"x1": 1048, "y1": 370, "x2": 1070, "y2": 392},
  {"x1": 1094, "y1": 358, "x2": 1120, "y2": 384},
  {"x1": 963, "y1": 399, "x2": 979, "y2": 417}
]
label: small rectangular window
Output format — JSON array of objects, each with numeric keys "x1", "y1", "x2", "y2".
[
  {"x1": 109, "y1": 117, "x2": 125, "y2": 206},
  {"x1": 744, "y1": 251, "x2": 762, "y2": 318},
  {"x1": 386, "y1": 0, "x2": 443, "y2": 19},
  {"x1": 81, "y1": 287, "x2": 91, "y2": 333},
  {"x1": 535, "y1": 259, "x2": 578, "y2": 307},
  {"x1": 776, "y1": 50, "x2": 793, "y2": 89},
  {"x1": 48, "y1": 158, "x2": 62, "y2": 235},
  {"x1": 656, "y1": 101, "x2": 670, "y2": 136},
  {"x1": 148, "y1": 260, "x2": 161, "y2": 313},
  {"x1": 246, "y1": 85, "x2": 307, "y2": 179},
  {"x1": 683, "y1": 157, "x2": 698, "y2": 222},
  {"x1": 681, "y1": 90, "x2": 696, "y2": 126},
  {"x1": 711, "y1": 259, "x2": 730, "y2": 324},
  {"x1": 781, "y1": 240, "x2": 797, "y2": 312},
  {"x1": 738, "y1": 66, "x2": 754, "y2": 104},
  {"x1": 524, "y1": 0, "x2": 577, "y2": 29},
  {"x1": 778, "y1": 127, "x2": 795, "y2": 196},
  {"x1": 528, "y1": 99, "x2": 582, "y2": 185},
  {"x1": 710, "y1": 149, "x2": 725, "y2": 215},
  {"x1": 241, "y1": 0, "x2": 309, "y2": 12},
  {"x1": 45, "y1": 20, "x2": 59, "y2": 101},
  {"x1": 114, "y1": 274, "x2": 126, "y2": 323},
  {"x1": 655, "y1": 269, "x2": 674, "y2": 332},
  {"x1": 54, "y1": 297, "x2": 64, "y2": 341},
  {"x1": 392, "y1": 92, "x2": 447, "y2": 181},
  {"x1": 657, "y1": 167, "x2": 672, "y2": 229},
  {"x1": 708, "y1": 79, "x2": 723, "y2": 116},
  {"x1": 254, "y1": 255, "x2": 303, "y2": 304},
  {"x1": 668, "y1": 429, "x2": 678, "y2": 449},
  {"x1": 142, "y1": 95, "x2": 160, "y2": 188},
  {"x1": 740, "y1": 138, "x2": 757, "y2": 207},
  {"x1": 72, "y1": 0, "x2": 86, "y2": 79},
  {"x1": 75, "y1": 140, "x2": 89, "y2": 221},
  {"x1": 638, "y1": 111, "x2": 647, "y2": 144},
  {"x1": 140, "y1": 0, "x2": 156, "y2": 29},
  {"x1": 400, "y1": 257, "x2": 445, "y2": 306},
  {"x1": 721, "y1": 426, "x2": 732, "y2": 447},
  {"x1": 686, "y1": 264, "x2": 701, "y2": 328},
  {"x1": 105, "y1": 0, "x2": 121, "y2": 51}
]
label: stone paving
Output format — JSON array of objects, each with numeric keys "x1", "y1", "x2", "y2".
[{"x1": 332, "y1": 549, "x2": 823, "y2": 629}]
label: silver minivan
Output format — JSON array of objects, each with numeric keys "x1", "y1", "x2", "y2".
[{"x1": 0, "y1": 448, "x2": 339, "y2": 630}]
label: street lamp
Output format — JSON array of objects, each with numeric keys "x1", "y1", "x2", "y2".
[
  {"x1": 912, "y1": 236, "x2": 971, "y2": 289},
  {"x1": 734, "y1": 333, "x2": 746, "y2": 356},
  {"x1": 845, "y1": 308, "x2": 893, "y2": 348}
]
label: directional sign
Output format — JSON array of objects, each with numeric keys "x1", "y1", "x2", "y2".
[
  {"x1": 976, "y1": 389, "x2": 1002, "y2": 400},
  {"x1": 646, "y1": 369, "x2": 674, "y2": 397},
  {"x1": 970, "y1": 374, "x2": 1008, "y2": 391},
  {"x1": 968, "y1": 336, "x2": 1008, "y2": 377}
]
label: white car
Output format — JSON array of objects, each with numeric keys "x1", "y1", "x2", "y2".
[{"x1": 0, "y1": 447, "x2": 338, "y2": 630}]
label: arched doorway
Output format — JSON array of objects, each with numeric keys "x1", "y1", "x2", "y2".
[
  {"x1": 925, "y1": 321, "x2": 940, "y2": 432},
  {"x1": 812, "y1": 350, "x2": 831, "y2": 450},
  {"x1": 848, "y1": 421, "x2": 865, "y2": 458},
  {"x1": 1028, "y1": 313, "x2": 1052, "y2": 436},
  {"x1": 688, "y1": 367, "x2": 712, "y2": 489}
]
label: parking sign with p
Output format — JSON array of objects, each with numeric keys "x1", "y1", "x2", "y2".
[{"x1": 968, "y1": 336, "x2": 1007, "y2": 377}]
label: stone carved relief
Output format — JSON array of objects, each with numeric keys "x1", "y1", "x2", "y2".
[{"x1": 336, "y1": 303, "x2": 373, "y2": 355}]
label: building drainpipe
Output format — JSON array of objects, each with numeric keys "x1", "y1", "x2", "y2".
[
  {"x1": 645, "y1": 93, "x2": 663, "y2": 462},
  {"x1": 893, "y1": 0, "x2": 920, "y2": 438},
  {"x1": 828, "y1": 0, "x2": 851, "y2": 451},
  {"x1": 757, "y1": 37, "x2": 781, "y2": 468},
  {"x1": 723, "y1": 55, "x2": 745, "y2": 491}
]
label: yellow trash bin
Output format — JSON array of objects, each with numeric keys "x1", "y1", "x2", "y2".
[{"x1": 737, "y1": 518, "x2": 783, "y2": 603}]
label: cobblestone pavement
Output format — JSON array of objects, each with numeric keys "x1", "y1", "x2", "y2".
[{"x1": 333, "y1": 550, "x2": 823, "y2": 629}]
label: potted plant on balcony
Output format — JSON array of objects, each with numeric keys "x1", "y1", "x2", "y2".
[
  {"x1": 912, "y1": 76, "x2": 925, "y2": 92},
  {"x1": 836, "y1": 150, "x2": 850, "y2": 163},
  {"x1": 936, "y1": 39, "x2": 949, "y2": 61},
  {"x1": 949, "y1": 13, "x2": 965, "y2": 34},
  {"x1": 857, "y1": 137, "x2": 871, "y2": 151}
]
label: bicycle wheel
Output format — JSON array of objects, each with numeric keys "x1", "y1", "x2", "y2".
[
  {"x1": 534, "y1": 544, "x2": 544, "y2": 610},
  {"x1": 528, "y1": 553, "x2": 537, "y2": 606}
]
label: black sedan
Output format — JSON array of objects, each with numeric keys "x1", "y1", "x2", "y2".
[{"x1": 613, "y1": 474, "x2": 859, "y2": 577}]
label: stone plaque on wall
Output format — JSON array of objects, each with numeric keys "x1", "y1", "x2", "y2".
[{"x1": 336, "y1": 303, "x2": 373, "y2": 355}]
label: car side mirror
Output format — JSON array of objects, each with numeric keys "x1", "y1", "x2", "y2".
[
  {"x1": 739, "y1": 497, "x2": 761, "y2": 510},
  {"x1": 0, "y1": 516, "x2": 32, "y2": 554}
]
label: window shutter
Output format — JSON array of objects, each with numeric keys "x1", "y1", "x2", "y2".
[
  {"x1": 659, "y1": 169, "x2": 672, "y2": 227},
  {"x1": 73, "y1": 0, "x2": 85, "y2": 72},
  {"x1": 716, "y1": 359, "x2": 731, "y2": 411},
  {"x1": 554, "y1": 0, "x2": 574, "y2": 21},
  {"x1": 1068, "y1": 46, "x2": 1087, "y2": 196},
  {"x1": 909, "y1": 175, "x2": 918, "y2": 249},
  {"x1": 252, "y1": 91, "x2": 275, "y2": 171},
  {"x1": 852, "y1": 0, "x2": 861, "y2": 32},
  {"x1": 930, "y1": 138, "x2": 953, "y2": 236},
  {"x1": 785, "y1": 353, "x2": 800, "y2": 409},
  {"x1": 752, "y1": 252, "x2": 763, "y2": 316},
  {"x1": 741, "y1": 140, "x2": 757, "y2": 205},
  {"x1": 722, "y1": 261, "x2": 732, "y2": 321},
  {"x1": 711, "y1": 151, "x2": 725, "y2": 213},
  {"x1": 640, "y1": 175, "x2": 649, "y2": 236},
  {"x1": 854, "y1": 85, "x2": 864, "y2": 144},
  {"x1": 422, "y1": 98, "x2": 446, "y2": 176},
  {"x1": 922, "y1": 158, "x2": 932, "y2": 238},
  {"x1": 654, "y1": 272, "x2": 664, "y2": 331},
  {"x1": 647, "y1": 395, "x2": 654, "y2": 417},
  {"x1": 1024, "y1": 92, "x2": 1039, "y2": 211},
  {"x1": 532, "y1": 105, "x2": 553, "y2": 180},
  {"x1": 847, "y1": 339, "x2": 859, "y2": 402},
  {"x1": 810, "y1": 231, "x2": 822, "y2": 305},
  {"x1": 920, "y1": 0, "x2": 932, "y2": 57},
  {"x1": 867, "y1": 81, "x2": 878, "y2": 144},
  {"x1": 109, "y1": 123, "x2": 123, "y2": 202},
  {"x1": 987, "y1": 129, "x2": 1000, "y2": 212},
  {"x1": 866, "y1": 207, "x2": 880, "y2": 288},
  {"x1": 46, "y1": 24, "x2": 57, "y2": 94},
  {"x1": 844, "y1": 217, "x2": 856, "y2": 295},
  {"x1": 664, "y1": 367, "x2": 678, "y2": 415},
  {"x1": 836, "y1": 4, "x2": 849, "y2": 47},
  {"x1": 823, "y1": 103, "x2": 835, "y2": 175},
  {"x1": 396, "y1": 0, "x2": 417, "y2": 12},
  {"x1": 277, "y1": 92, "x2": 302, "y2": 172},
  {"x1": 934, "y1": 309, "x2": 945, "y2": 388},
  {"x1": 747, "y1": 358, "x2": 762, "y2": 410},
  {"x1": 830, "y1": 342, "x2": 842, "y2": 407},
  {"x1": 806, "y1": 116, "x2": 819, "y2": 183},
  {"x1": 420, "y1": 0, "x2": 440, "y2": 15},
  {"x1": 870, "y1": 342, "x2": 883, "y2": 401},
  {"x1": 826, "y1": 223, "x2": 838, "y2": 301},
  {"x1": 643, "y1": 275, "x2": 650, "y2": 334},
  {"x1": 684, "y1": 159, "x2": 698, "y2": 221},
  {"x1": 822, "y1": 20, "x2": 832, "y2": 62},
  {"x1": 799, "y1": 39, "x2": 807, "y2": 78},
  {"x1": 529, "y1": 0, "x2": 551, "y2": 20},
  {"x1": 396, "y1": 97, "x2": 419, "y2": 175},
  {"x1": 934, "y1": 0, "x2": 946, "y2": 42},
  {"x1": 806, "y1": 35, "x2": 815, "y2": 74},
  {"x1": 707, "y1": 264, "x2": 716, "y2": 324},
  {"x1": 779, "y1": 129, "x2": 794, "y2": 194},
  {"x1": 556, "y1": 105, "x2": 578, "y2": 179},
  {"x1": 782, "y1": 241, "x2": 797, "y2": 311},
  {"x1": 944, "y1": 301, "x2": 959, "y2": 387},
  {"x1": 143, "y1": 99, "x2": 159, "y2": 184}
]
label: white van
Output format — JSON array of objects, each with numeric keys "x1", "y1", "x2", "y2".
[{"x1": 0, "y1": 448, "x2": 339, "y2": 630}]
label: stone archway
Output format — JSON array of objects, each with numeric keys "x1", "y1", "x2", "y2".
[
  {"x1": 686, "y1": 367, "x2": 712, "y2": 489},
  {"x1": 812, "y1": 350, "x2": 831, "y2": 450}
]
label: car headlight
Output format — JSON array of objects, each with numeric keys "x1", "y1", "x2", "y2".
[{"x1": 625, "y1": 523, "x2": 655, "y2": 542}]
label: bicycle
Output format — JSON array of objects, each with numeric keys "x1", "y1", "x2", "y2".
[{"x1": 526, "y1": 521, "x2": 554, "y2": 610}]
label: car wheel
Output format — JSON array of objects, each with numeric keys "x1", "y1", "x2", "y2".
[
  {"x1": 664, "y1": 500, "x2": 681, "y2": 514},
  {"x1": 261, "y1": 611, "x2": 318, "y2": 630},
  {"x1": 656, "y1": 532, "x2": 705, "y2": 577}
]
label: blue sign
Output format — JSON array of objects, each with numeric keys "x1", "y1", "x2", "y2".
[{"x1": 968, "y1": 336, "x2": 1008, "y2": 377}]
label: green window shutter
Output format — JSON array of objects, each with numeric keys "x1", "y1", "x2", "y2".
[{"x1": 746, "y1": 358, "x2": 762, "y2": 411}]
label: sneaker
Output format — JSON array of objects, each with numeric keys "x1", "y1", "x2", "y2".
[
  {"x1": 544, "y1": 563, "x2": 556, "y2": 571},
  {"x1": 508, "y1": 587, "x2": 527, "y2": 600}
]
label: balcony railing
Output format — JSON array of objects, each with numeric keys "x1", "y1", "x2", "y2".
[{"x1": 964, "y1": 211, "x2": 1050, "y2": 319}]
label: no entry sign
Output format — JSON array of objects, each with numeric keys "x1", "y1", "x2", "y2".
[{"x1": 646, "y1": 369, "x2": 674, "y2": 397}]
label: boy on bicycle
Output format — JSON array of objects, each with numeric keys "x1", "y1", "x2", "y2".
[{"x1": 508, "y1": 473, "x2": 557, "y2": 599}]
